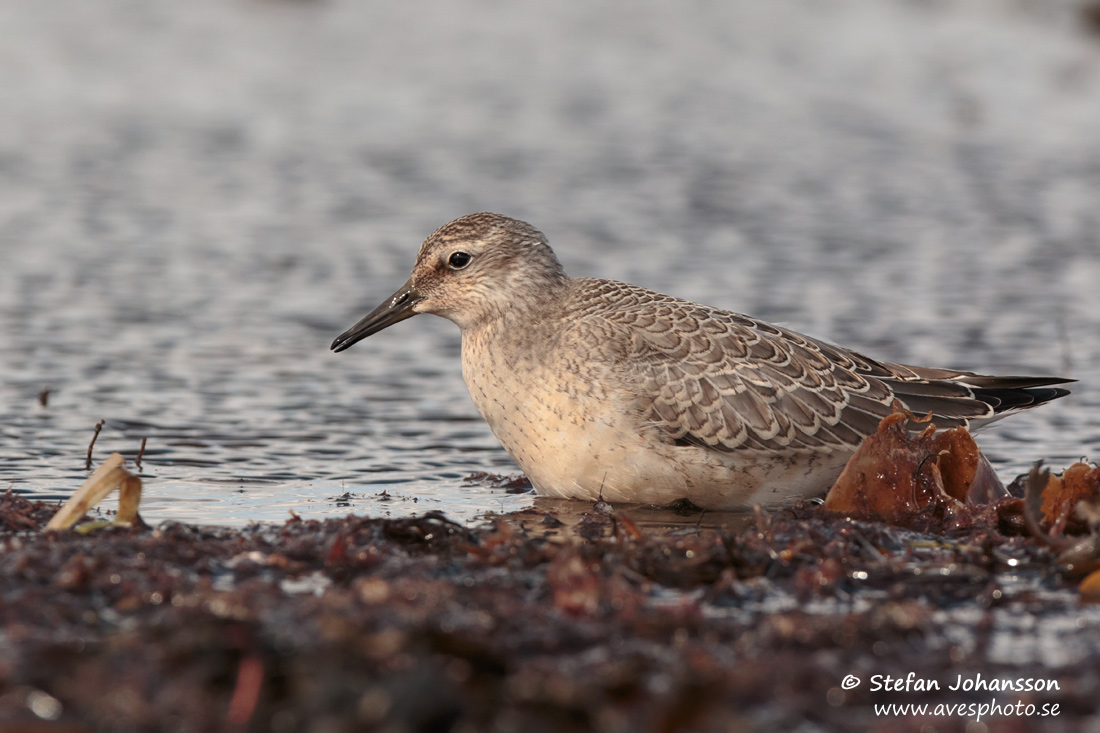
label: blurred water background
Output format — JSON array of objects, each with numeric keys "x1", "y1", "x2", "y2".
[{"x1": 1, "y1": 0, "x2": 1099, "y2": 526}]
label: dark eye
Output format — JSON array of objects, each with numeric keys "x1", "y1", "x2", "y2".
[{"x1": 448, "y1": 251, "x2": 472, "y2": 269}]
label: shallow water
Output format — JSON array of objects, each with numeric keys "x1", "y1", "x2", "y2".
[{"x1": 2, "y1": 0, "x2": 1099, "y2": 526}]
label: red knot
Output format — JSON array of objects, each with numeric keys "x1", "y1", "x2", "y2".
[{"x1": 332, "y1": 213, "x2": 1072, "y2": 509}]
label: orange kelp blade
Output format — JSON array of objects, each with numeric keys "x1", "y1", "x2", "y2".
[{"x1": 823, "y1": 410, "x2": 1005, "y2": 527}]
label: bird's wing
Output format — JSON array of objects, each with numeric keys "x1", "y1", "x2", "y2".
[
  {"x1": 566, "y1": 280, "x2": 1065, "y2": 452},
  {"x1": 580, "y1": 287, "x2": 990, "y2": 453},
  {"x1": 615, "y1": 306, "x2": 899, "y2": 452}
]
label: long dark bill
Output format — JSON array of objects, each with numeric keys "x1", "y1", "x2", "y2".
[{"x1": 331, "y1": 278, "x2": 421, "y2": 353}]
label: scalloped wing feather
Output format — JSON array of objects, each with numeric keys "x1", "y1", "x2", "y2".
[{"x1": 570, "y1": 280, "x2": 1026, "y2": 453}]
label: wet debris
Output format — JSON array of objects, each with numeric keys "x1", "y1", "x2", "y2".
[
  {"x1": 823, "y1": 409, "x2": 1007, "y2": 531},
  {"x1": 821, "y1": 410, "x2": 1100, "y2": 596},
  {"x1": 135, "y1": 437, "x2": 148, "y2": 472},
  {"x1": 0, "y1": 489, "x2": 58, "y2": 531},
  {"x1": 1035, "y1": 460, "x2": 1100, "y2": 529},
  {"x1": 4, "y1": 482, "x2": 1095, "y2": 731},
  {"x1": 45, "y1": 453, "x2": 146, "y2": 532},
  {"x1": 463, "y1": 471, "x2": 534, "y2": 493},
  {"x1": 1019, "y1": 461, "x2": 1100, "y2": 584},
  {"x1": 5, "y1": 413, "x2": 1099, "y2": 730},
  {"x1": 84, "y1": 419, "x2": 106, "y2": 470}
]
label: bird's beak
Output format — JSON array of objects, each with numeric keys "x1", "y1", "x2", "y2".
[{"x1": 331, "y1": 278, "x2": 422, "y2": 353}]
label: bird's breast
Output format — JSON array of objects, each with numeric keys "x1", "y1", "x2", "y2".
[{"x1": 460, "y1": 328, "x2": 635, "y2": 487}]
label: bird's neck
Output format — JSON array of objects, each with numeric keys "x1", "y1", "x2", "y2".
[{"x1": 461, "y1": 276, "x2": 570, "y2": 356}]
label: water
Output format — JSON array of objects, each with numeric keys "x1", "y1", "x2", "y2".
[{"x1": 2, "y1": 0, "x2": 1099, "y2": 526}]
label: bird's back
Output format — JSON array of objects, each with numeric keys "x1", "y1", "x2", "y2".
[{"x1": 557, "y1": 278, "x2": 1071, "y2": 456}]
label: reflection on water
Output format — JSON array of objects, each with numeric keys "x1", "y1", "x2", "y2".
[
  {"x1": 1, "y1": 1, "x2": 1099, "y2": 526},
  {"x1": 505, "y1": 498, "x2": 755, "y2": 539}
]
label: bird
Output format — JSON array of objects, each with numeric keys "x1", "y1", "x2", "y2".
[{"x1": 331, "y1": 213, "x2": 1072, "y2": 510}]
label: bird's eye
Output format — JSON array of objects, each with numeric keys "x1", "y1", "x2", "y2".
[{"x1": 448, "y1": 251, "x2": 472, "y2": 269}]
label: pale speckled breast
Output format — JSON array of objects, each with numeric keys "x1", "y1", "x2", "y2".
[
  {"x1": 458, "y1": 311, "x2": 852, "y2": 509},
  {"x1": 460, "y1": 321, "x2": 626, "y2": 494}
]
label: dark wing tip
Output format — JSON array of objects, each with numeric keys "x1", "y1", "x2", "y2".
[{"x1": 964, "y1": 376, "x2": 1074, "y2": 414}]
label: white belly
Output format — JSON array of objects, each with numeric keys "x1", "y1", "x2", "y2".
[{"x1": 461, "y1": 335, "x2": 848, "y2": 509}]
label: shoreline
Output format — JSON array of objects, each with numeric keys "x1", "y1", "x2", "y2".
[{"x1": 1, "y1": 485, "x2": 1094, "y2": 731}]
